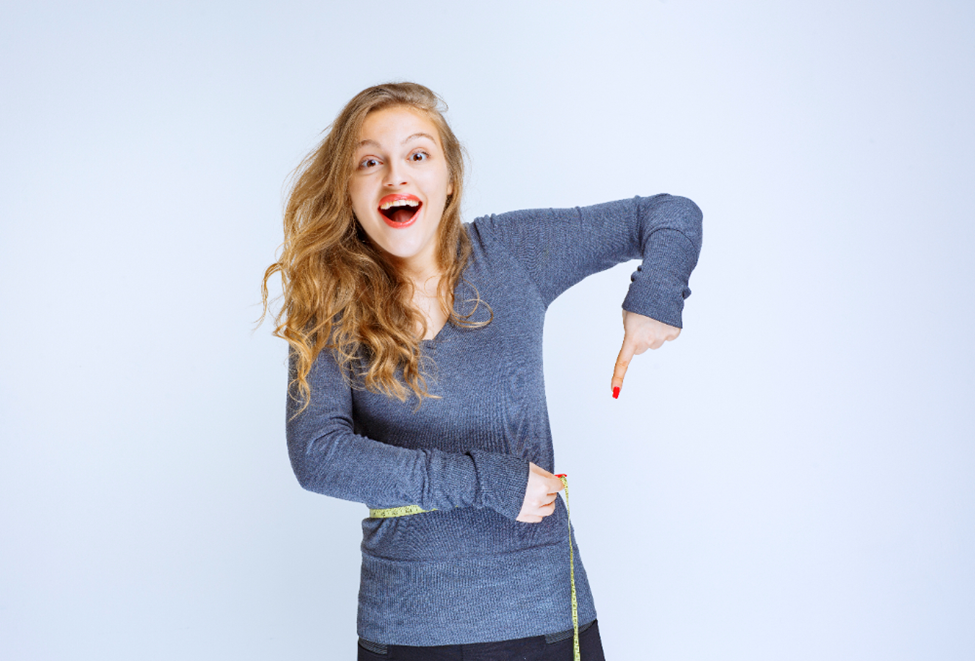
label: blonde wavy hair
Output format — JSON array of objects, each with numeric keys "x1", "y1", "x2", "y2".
[{"x1": 262, "y1": 82, "x2": 489, "y2": 413}]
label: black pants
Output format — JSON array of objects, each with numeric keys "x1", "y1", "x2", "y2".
[{"x1": 357, "y1": 619, "x2": 606, "y2": 660}]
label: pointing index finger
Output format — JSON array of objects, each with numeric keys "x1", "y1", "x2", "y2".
[{"x1": 612, "y1": 340, "x2": 635, "y2": 399}]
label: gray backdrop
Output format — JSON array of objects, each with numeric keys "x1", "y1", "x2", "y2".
[{"x1": 2, "y1": 1, "x2": 973, "y2": 659}]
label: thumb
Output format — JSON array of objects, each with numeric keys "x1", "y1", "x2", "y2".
[{"x1": 612, "y1": 339, "x2": 636, "y2": 399}]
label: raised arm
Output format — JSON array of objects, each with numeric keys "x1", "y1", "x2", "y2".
[
  {"x1": 475, "y1": 194, "x2": 702, "y2": 325},
  {"x1": 476, "y1": 194, "x2": 703, "y2": 396},
  {"x1": 286, "y1": 349, "x2": 531, "y2": 519}
]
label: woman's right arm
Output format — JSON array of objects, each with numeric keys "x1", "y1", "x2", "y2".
[{"x1": 285, "y1": 349, "x2": 533, "y2": 521}]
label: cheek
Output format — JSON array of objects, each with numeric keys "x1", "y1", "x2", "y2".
[
  {"x1": 348, "y1": 180, "x2": 365, "y2": 210},
  {"x1": 426, "y1": 167, "x2": 452, "y2": 203},
  {"x1": 349, "y1": 183, "x2": 377, "y2": 224}
]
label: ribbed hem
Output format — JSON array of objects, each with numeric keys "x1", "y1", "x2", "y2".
[
  {"x1": 622, "y1": 228, "x2": 700, "y2": 328},
  {"x1": 469, "y1": 449, "x2": 531, "y2": 520},
  {"x1": 358, "y1": 618, "x2": 597, "y2": 652}
]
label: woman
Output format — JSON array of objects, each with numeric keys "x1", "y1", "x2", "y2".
[{"x1": 262, "y1": 82, "x2": 702, "y2": 660}]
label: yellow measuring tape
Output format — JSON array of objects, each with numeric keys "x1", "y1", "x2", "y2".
[
  {"x1": 556, "y1": 473, "x2": 581, "y2": 661},
  {"x1": 367, "y1": 473, "x2": 581, "y2": 661}
]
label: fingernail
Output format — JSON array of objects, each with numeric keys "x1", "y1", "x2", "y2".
[{"x1": 612, "y1": 386, "x2": 620, "y2": 399}]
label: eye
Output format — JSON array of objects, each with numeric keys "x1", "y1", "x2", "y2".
[
  {"x1": 409, "y1": 151, "x2": 429, "y2": 162},
  {"x1": 358, "y1": 157, "x2": 381, "y2": 170}
]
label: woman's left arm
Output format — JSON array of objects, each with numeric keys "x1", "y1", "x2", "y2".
[{"x1": 475, "y1": 194, "x2": 703, "y2": 396}]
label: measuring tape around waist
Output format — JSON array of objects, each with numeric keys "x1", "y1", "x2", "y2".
[{"x1": 367, "y1": 473, "x2": 581, "y2": 661}]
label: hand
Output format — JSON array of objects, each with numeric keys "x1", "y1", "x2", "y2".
[
  {"x1": 611, "y1": 310, "x2": 681, "y2": 398},
  {"x1": 517, "y1": 462, "x2": 564, "y2": 523}
]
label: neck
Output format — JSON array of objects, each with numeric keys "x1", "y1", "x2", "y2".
[{"x1": 385, "y1": 242, "x2": 442, "y2": 289}]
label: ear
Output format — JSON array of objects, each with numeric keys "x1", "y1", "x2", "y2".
[{"x1": 447, "y1": 180, "x2": 454, "y2": 197}]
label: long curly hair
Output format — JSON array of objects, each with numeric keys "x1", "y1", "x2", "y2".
[{"x1": 262, "y1": 82, "x2": 489, "y2": 413}]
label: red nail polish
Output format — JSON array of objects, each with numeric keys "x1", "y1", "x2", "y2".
[
  {"x1": 612, "y1": 386, "x2": 620, "y2": 399},
  {"x1": 555, "y1": 473, "x2": 567, "y2": 478}
]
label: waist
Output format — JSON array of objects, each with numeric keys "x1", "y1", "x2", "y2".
[{"x1": 360, "y1": 501, "x2": 569, "y2": 561}]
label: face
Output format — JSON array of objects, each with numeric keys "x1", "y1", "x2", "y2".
[{"x1": 349, "y1": 106, "x2": 453, "y2": 274}]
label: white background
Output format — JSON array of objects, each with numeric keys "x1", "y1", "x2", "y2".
[{"x1": 2, "y1": 1, "x2": 973, "y2": 659}]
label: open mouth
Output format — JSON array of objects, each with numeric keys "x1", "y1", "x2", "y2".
[{"x1": 379, "y1": 196, "x2": 422, "y2": 226}]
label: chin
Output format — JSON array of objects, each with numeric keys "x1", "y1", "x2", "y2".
[{"x1": 371, "y1": 235, "x2": 424, "y2": 260}]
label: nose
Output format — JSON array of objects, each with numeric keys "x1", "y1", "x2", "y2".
[{"x1": 383, "y1": 159, "x2": 408, "y2": 188}]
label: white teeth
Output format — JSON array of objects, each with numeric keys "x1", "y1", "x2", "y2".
[{"x1": 379, "y1": 199, "x2": 421, "y2": 210}]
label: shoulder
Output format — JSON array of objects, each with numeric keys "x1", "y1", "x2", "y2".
[{"x1": 465, "y1": 215, "x2": 508, "y2": 255}]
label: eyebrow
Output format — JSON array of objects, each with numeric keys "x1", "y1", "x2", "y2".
[{"x1": 357, "y1": 133, "x2": 438, "y2": 148}]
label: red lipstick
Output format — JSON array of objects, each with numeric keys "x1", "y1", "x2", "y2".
[{"x1": 378, "y1": 194, "x2": 422, "y2": 229}]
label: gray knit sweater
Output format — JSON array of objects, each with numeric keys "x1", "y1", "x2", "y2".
[{"x1": 286, "y1": 195, "x2": 703, "y2": 646}]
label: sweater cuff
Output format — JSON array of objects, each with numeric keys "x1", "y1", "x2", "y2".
[
  {"x1": 468, "y1": 449, "x2": 530, "y2": 521},
  {"x1": 622, "y1": 228, "x2": 699, "y2": 328}
]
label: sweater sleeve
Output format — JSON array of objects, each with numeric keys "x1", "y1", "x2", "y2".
[
  {"x1": 285, "y1": 349, "x2": 531, "y2": 520},
  {"x1": 474, "y1": 195, "x2": 703, "y2": 327}
]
